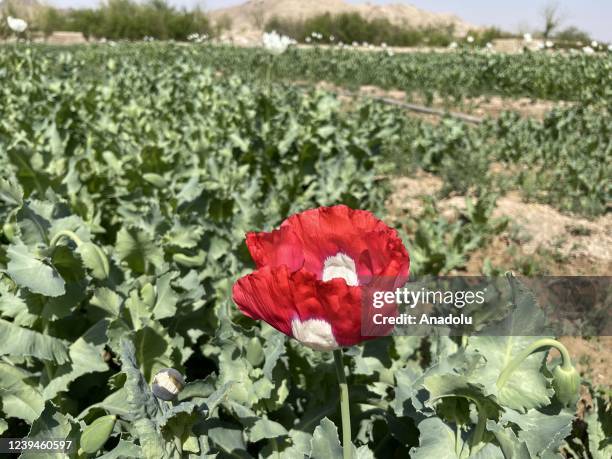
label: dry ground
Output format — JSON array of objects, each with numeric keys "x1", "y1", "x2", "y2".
[
  {"x1": 312, "y1": 81, "x2": 570, "y2": 120},
  {"x1": 388, "y1": 172, "x2": 612, "y2": 275}
]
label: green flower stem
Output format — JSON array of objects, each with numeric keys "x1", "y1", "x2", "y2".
[
  {"x1": 496, "y1": 338, "x2": 572, "y2": 389},
  {"x1": 472, "y1": 400, "x2": 486, "y2": 447},
  {"x1": 265, "y1": 58, "x2": 272, "y2": 95},
  {"x1": 41, "y1": 319, "x2": 54, "y2": 382},
  {"x1": 333, "y1": 349, "x2": 352, "y2": 459},
  {"x1": 49, "y1": 229, "x2": 83, "y2": 248}
]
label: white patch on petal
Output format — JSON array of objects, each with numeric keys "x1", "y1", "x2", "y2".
[
  {"x1": 322, "y1": 252, "x2": 358, "y2": 286},
  {"x1": 291, "y1": 318, "x2": 339, "y2": 351}
]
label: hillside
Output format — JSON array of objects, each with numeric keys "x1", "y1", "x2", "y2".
[{"x1": 210, "y1": 0, "x2": 475, "y2": 41}]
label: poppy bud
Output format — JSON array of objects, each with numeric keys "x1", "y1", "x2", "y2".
[
  {"x1": 142, "y1": 173, "x2": 167, "y2": 188},
  {"x1": 552, "y1": 364, "x2": 580, "y2": 407},
  {"x1": 151, "y1": 368, "x2": 185, "y2": 401},
  {"x1": 80, "y1": 415, "x2": 116, "y2": 453},
  {"x1": 78, "y1": 242, "x2": 110, "y2": 280},
  {"x1": 2, "y1": 222, "x2": 16, "y2": 242},
  {"x1": 173, "y1": 251, "x2": 206, "y2": 267}
]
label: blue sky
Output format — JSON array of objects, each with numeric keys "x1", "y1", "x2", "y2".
[{"x1": 46, "y1": 0, "x2": 612, "y2": 41}]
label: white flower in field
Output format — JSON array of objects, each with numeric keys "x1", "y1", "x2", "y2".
[
  {"x1": 591, "y1": 40, "x2": 598, "y2": 48},
  {"x1": 466, "y1": 35, "x2": 474, "y2": 43},
  {"x1": 329, "y1": 35, "x2": 335, "y2": 41},
  {"x1": 537, "y1": 41, "x2": 545, "y2": 49},
  {"x1": 305, "y1": 36, "x2": 312, "y2": 43},
  {"x1": 387, "y1": 50, "x2": 395, "y2": 57},
  {"x1": 523, "y1": 33, "x2": 533, "y2": 43},
  {"x1": 582, "y1": 45, "x2": 595, "y2": 54},
  {"x1": 485, "y1": 42, "x2": 493, "y2": 49},
  {"x1": 352, "y1": 41, "x2": 358, "y2": 47},
  {"x1": 448, "y1": 41, "x2": 458, "y2": 49},
  {"x1": 381, "y1": 42, "x2": 387, "y2": 48},
  {"x1": 262, "y1": 30, "x2": 294, "y2": 54},
  {"x1": 7, "y1": 16, "x2": 28, "y2": 33},
  {"x1": 608, "y1": 44, "x2": 612, "y2": 52},
  {"x1": 545, "y1": 40, "x2": 553, "y2": 48}
]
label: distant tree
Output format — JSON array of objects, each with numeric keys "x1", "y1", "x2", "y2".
[
  {"x1": 265, "y1": 12, "x2": 455, "y2": 47},
  {"x1": 540, "y1": 1, "x2": 564, "y2": 39},
  {"x1": 36, "y1": 6, "x2": 66, "y2": 37},
  {"x1": 555, "y1": 26, "x2": 591, "y2": 44}
]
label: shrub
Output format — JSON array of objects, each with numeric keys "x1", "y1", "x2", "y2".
[
  {"x1": 265, "y1": 12, "x2": 455, "y2": 47},
  {"x1": 555, "y1": 26, "x2": 592, "y2": 44},
  {"x1": 32, "y1": 0, "x2": 212, "y2": 41}
]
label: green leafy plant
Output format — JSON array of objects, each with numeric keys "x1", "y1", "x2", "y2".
[{"x1": 0, "y1": 43, "x2": 605, "y2": 458}]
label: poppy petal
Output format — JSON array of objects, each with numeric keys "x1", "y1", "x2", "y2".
[{"x1": 232, "y1": 265, "x2": 296, "y2": 336}]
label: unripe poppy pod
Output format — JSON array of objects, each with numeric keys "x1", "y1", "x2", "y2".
[{"x1": 152, "y1": 368, "x2": 185, "y2": 401}]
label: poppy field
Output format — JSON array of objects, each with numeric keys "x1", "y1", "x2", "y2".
[{"x1": 0, "y1": 44, "x2": 610, "y2": 458}]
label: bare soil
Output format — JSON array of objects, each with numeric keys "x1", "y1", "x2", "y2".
[
  {"x1": 387, "y1": 173, "x2": 612, "y2": 274},
  {"x1": 357, "y1": 84, "x2": 568, "y2": 120},
  {"x1": 305, "y1": 80, "x2": 569, "y2": 121}
]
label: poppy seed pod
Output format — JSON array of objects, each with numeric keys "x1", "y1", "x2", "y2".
[
  {"x1": 552, "y1": 364, "x2": 580, "y2": 407},
  {"x1": 151, "y1": 368, "x2": 185, "y2": 401},
  {"x1": 78, "y1": 242, "x2": 110, "y2": 280}
]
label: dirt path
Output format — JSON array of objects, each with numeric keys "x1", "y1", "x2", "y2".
[
  {"x1": 359, "y1": 84, "x2": 568, "y2": 119},
  {"x1": 308, "y1": 80, "x2": 569, "y2": 120}
]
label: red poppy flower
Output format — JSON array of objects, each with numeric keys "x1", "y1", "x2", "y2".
[{"x1": 232, "y1": 205, "x2": 409, "y2": 350}]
